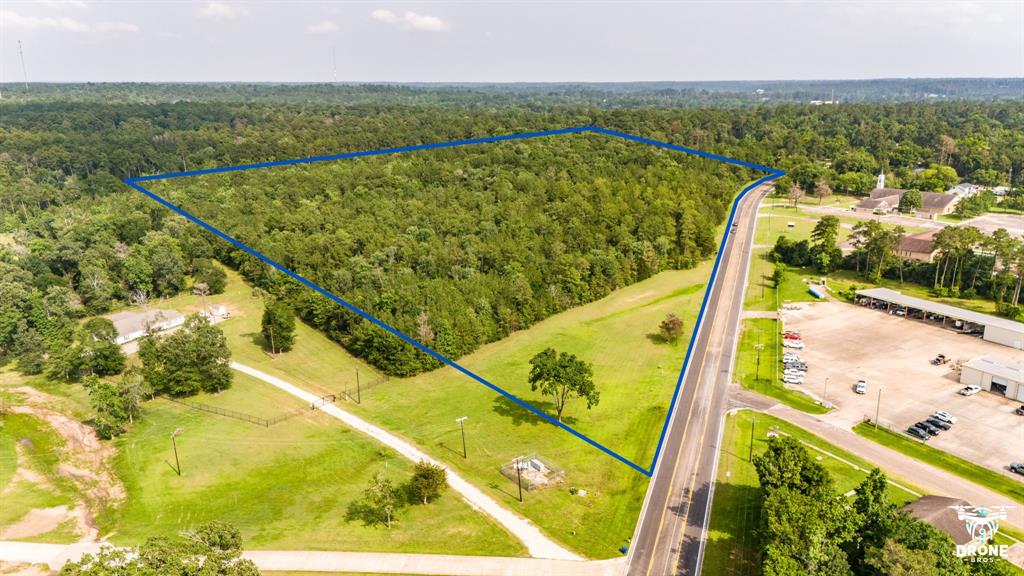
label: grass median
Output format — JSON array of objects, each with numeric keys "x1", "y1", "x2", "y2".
[{"x1": 852, "y1": 422, "x2": 1024, "y2": 504}]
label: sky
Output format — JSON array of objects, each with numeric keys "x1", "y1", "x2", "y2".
[{"x1": 1, "y1": 1, "x2": 1022, "y2": 83}]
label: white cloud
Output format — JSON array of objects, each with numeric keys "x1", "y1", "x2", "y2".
[
  {"x1": 371, "y1": 9, "x2": 400, "y2": 25},
  {"x1": 198, "y1": 2, "x2": 248, "y2": 21},
  {"x1": 0, "y1": 10, "x2": 137, "y2": 33},
  {"x1": 33, "y1": 0, "x2": 88, "y2": 9},
  {"x1": 371, "y1": 9, "x2": 448, "y2": 32},
  {"x1": 306, "y1": 20, "x2": 337, "y2": 34}
]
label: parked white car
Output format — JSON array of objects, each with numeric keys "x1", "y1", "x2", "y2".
[
  {"x1": 783, "y1": 340, "x2": 805, "y2": 349},
  {"x1": 855, "y1": 380, "x2": 867, "y2": 395},
  {"x1": 933, "y1": 410, "x2": 958, "y2": 424},
  {"x1": 959, "y1": 385, "x2": 981, "y2": 396},
  {"x1": 782, "y1": 374, "x2": 805, "y2": 384}
]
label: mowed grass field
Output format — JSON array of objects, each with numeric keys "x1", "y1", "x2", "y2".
[
  {"x1": 703, "y1": 410, "x2": 921, "y2": 576},
  {"x1": 101, "y1": 371, "x2": 525, "y2": 556},
  {"x1": 153, "y1": 262, "x2": 711, "y2": 557}
]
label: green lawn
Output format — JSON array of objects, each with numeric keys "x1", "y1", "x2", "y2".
[
  {"x1": 703, "y1": 410, "x2": 921, "y2": 576},
  {"x1": 160, "y1": 264, "x2": 709, "y2": 558},
  {"x1": 734, "y1": 319, "x2": 828, "y2": 414},
  {"x1": 852, "y1": 422, "x2": 1024, "y2": 505},
  {"x1": 743, "y1": 249, "x2": 823, "y2": 312},
  {"x1": 101, "y1": 371, "x2": 525, "y2": 556}
]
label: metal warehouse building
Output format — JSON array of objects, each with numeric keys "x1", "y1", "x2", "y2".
[
  {"x1": 855, "y1": 287, "x2": 1024, "y2": 350},
  {"x1": 960, "y1": 357, "x2": 1024, "y2": 402}
]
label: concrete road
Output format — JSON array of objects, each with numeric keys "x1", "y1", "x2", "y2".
[
  {"x1": 626, "y1": 184, "x2": 769, "y2": 576},
  {"x1": 0, "y1": 541, "x2": 624, "y2": 575}
]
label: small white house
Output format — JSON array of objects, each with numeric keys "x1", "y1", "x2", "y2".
[{"x1": 107, "y1": 309, "x2": 185, "y2": 345}]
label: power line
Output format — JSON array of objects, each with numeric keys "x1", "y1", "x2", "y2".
[{"x1": 18, "y1": 40, "x2": 29, "y2": 89}]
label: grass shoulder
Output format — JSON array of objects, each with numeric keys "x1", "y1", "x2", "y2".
[
  {"x1": 852, "y1": 422, "x2": 1024, "y2": 504},
  {"x1": 734, "y1": 319, "x2": 828, "y2": 414}
]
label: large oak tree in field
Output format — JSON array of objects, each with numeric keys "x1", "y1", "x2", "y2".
[{"x1": 528, "y1": 347, "x2": 599, "y2": 423}]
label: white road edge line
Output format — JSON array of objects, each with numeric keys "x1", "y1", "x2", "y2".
[{"x1": 694, "y1": 190, "x2": 761, "y2": 575}]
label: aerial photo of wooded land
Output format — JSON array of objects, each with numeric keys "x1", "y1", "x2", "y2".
[{"x1": 1, "y1": 2, "x2": 1022, "y2": 575}]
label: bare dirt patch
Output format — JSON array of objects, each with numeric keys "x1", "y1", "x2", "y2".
[
  {"x1": 0, "y1": 506, "x2": 70, "y2": 539},
  {"x1": 6, "y1": 386, "x2": 125, "y2": 541}
]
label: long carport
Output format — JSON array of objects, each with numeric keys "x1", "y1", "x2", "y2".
[{"x1": 854, "y1": 287, "x2": 1024, "y2": 349}]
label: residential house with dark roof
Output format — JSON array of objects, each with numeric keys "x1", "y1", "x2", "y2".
[{"x1": 898, "y1": 230, "x2": 940, "y2": 262}]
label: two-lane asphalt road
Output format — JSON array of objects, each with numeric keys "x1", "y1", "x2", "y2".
[{"x1": 627, "y1": 183, "x2": 770, "y2": 576}]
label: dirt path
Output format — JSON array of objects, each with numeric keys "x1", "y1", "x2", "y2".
[
  {"x1": 230, "y1": 362, "x2": 582, "y2": 561},
  {"x1": 5, "y1": 387, "x2": 125, "y2": 542}
]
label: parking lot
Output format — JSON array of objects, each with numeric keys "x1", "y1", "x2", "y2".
[
  {"x1": 780, "y1": 301, "x2": 1024, "y2": 477},
  {"x1": 963, "y1": 212, "x2": 1024, "y2": 237}
]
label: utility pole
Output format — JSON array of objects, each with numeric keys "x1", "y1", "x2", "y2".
[
  {"x1": 456, "y1": 416, "x2": 467, "y2": 459},
  {"x1": 874, "y1": 387, "x2": 882, "y2": 429},
  {"x1": 748, "y1": 416, "x2": 756, "y2": 462},
  {"x1": 267, "y1": 320, "x2": 276, "y2": 355},
  {"x1": 332, "y1": 46, "x2": 338, "y2": 84},
  {"x1": 356, "y1": 368, "x2": 361, "y2": 403},
  {"x1": 754, "y1": 343, "x2": 765, "y2": 382},
  {"x1": 18, "y1": 40, "x2": 28, "y2": 89},
  {"x1": 823, "y1": 376, "x2": 829, "y2": 403},
  {"x1": 515, "y1": 456, "x2": 523, "y2": 502},
  {"x1": 171, "y1": 427, "x2": 184, "y2": 476}
]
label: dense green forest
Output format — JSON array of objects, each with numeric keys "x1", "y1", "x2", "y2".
[
  {"x1": 0, "y1": 85, "x2": 1022, "y2": 379},
  {"x1": 150, "y1": 134, "x2": 747, "y2": 375},
  {"x1": 2, "y1": 78, "x2": 1021, "y2": 106}
]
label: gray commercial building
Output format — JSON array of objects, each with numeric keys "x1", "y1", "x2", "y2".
[{"x1": 960, "y1": 356, "x2": 1024, "y2": 402}]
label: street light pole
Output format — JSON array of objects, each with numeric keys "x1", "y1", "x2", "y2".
[
  {"x1": 171, "y1": 427, "x2": 184, "y2": 476},
  {"x1": 823, "y1": 377, "x2": 829, "y2": 402},
  {"x1": 456, "y1": 416, "x2": 468, "y2": 459},
  {"x1": 874, "y1": 387, "x2": 883, "y2": 429}
]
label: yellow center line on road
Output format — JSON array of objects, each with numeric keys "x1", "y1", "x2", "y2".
[
  {"x1": 641, "y1": 194, "x2": 758, "y2": 576},
  {"x1": 664, "y1": 202, "x2": 751, "y2": 574}
]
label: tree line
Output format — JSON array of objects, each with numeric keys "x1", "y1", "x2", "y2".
[
  {"x1": 772, "y1": 214, "x2": 1024, "y2": 318},
  {"x1": 1, "y1": 91, "x2": 1021, "y2": 379}
]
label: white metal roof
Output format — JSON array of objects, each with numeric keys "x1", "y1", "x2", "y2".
[
  {"x1": 855, "y1": 287, "x2": 1024, "y2": 334},
  {"x1": 106, "y1": 309, "x2": 185, "y2": 337},
  {"x1": 962, "y1": 356, "x2": 1024, "y2": 383}
]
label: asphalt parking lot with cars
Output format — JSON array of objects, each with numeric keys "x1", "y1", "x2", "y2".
[{"x1": 780, "y1": 300, "x2": 1024, "y2": 478}]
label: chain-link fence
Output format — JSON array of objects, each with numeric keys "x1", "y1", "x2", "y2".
[{"x1": 500, "y1": 453, "x2": 565, "y2": 491}]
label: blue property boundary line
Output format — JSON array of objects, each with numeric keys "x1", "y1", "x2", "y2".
[{"x1": 124, "y1": 126, "x2": 784, "y2": 477}]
